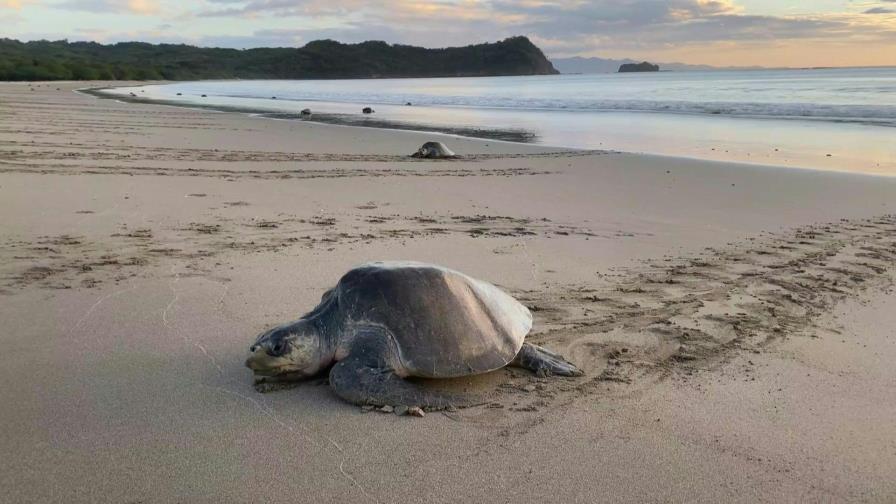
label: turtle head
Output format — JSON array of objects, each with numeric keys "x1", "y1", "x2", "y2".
[{"x1": 245, "y1": 320, "x2": 325, "y2": 382}]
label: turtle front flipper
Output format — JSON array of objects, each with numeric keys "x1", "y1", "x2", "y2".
[
  {"x1": 328, "y1": 328, "x2": 480, "y2": 410},
  {"x1": 511, "y1": 343, "x2": 584, "y2": 377}
]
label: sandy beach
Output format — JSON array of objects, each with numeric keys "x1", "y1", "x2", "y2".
[{"x1": 2, "y1": 81, "x2": 896, "y2": 503}]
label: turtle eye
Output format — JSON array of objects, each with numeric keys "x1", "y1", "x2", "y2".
[{"x1": 270, "y1": 340, "x2": 287, "y2": 356}]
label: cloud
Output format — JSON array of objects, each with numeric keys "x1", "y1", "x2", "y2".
[
  {"x1": 186, "y1": 0, "x2": 896, "y2": 54},
  {"x1": 51, "y1": 0, "x2": 160, "y2": 15},
  {"x1": 127, "y1": 0, "x2": 157, "y2": 15},
  {"x1": 3, "y1": 0, "x2": 36, "y2": 9},
  {"x1": 0, "y1": 9, "x2": 22, "y2": 26},
  {"x1": 198, "y1": 29, "x2": 306, "y2": 47},
  {"x1": 16, "y1": 0, "x2": 896, "y2": 66},
  {"x1": 197, "y1": 0, "x2": 368, "y2": 18},
  {"x1": 482, "y1": 1, "x2": 874, "y2": 51}
]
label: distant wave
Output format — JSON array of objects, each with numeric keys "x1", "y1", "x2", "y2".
[
  {"x1": 143, "y1": 68, "x2": 896, "y2": 128},
  {"x1": 213, "y1": 92, "x2": 896, "y2": 126},
  {"x1": 543, "y1": 99, "x2": 896, "y2": 126}
]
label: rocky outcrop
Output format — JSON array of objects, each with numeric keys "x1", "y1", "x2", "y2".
[{"x1": 618, "y1": 62, "x2": 660, "y2": 73}]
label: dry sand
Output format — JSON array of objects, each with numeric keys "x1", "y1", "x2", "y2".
[{"x1": 2, "y1": 81, "x2": 896, "y2": 503}]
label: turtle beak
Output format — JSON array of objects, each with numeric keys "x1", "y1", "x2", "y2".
[{"x1": 245, "y1": 346, "x2": 268, "y2": 371}]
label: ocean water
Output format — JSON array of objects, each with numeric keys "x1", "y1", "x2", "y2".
[{"x1": 107, "y1": 67, "x2": 896, "y2": 174}]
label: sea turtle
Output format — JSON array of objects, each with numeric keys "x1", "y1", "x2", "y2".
[
  {"x1": 411, "y1": 141, "x2": 456, "y2": 159},
  {"x1": 245, "y1": 261, "x2": 583, "y2": 409},
  {"x1": 362, "y1": 107, "x2": 374, "y2": 114}
]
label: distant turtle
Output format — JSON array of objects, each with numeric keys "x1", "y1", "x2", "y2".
[
  {"x1": 300, "y1": 108, "x2": 312, "y2": 116},
  {"x1": 362, "y1": 107, "x2": 374, "y2": 114},
  {"x1": 411, "y1": 141, "x2": 456, "y2": 159},
  {"x1": 245, "y1": 261, "x2": 583, "y2": 409}
]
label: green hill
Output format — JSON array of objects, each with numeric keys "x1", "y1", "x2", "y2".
[{"x1": 0, "y1": 36, "x2": 558, "y2": 81}]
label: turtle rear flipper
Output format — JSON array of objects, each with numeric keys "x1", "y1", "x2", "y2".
[
  {"x1": 329, "y1": 329, "x2": 481, "y2": 410},
  {"x1": 511, "y1": 343, "x2": 584, "y2": 377}
]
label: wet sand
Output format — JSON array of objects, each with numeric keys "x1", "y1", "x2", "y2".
[{"x1": 2, "y1": 81, "x2": 896, "y2": 503}]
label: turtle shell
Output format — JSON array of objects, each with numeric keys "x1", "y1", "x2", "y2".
[
  {"x1": 332, "y1": 261, "x2": 531, "y2": 378},
  {"x1": 412, "y1": 142, "x2": 456, "y2": 158}
]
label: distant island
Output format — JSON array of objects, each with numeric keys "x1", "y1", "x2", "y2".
[
  {"x1": 553, "y1": 56, "x2": 725, "y2": 73},
  {"x1": 552, "y1": 56, "x2": 770, "y2": 74},
  {"x1": 618, "y1": 62, "x2": 660, "y2": 73},
  {"x1": 0, "y1": 36, "x2": 558, "y2": 81}
]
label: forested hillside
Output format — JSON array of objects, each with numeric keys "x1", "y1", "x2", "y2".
[{"x1": 0, "y1": 36, "x2": 558, "y2": 81}]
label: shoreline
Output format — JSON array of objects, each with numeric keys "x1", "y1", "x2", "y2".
[
  {"x1": 41, "y1": 83, "x2": 896, "y2": 181},
  {"x1": 3, "y1": 81, "x2": 896, "y2": 502},
  {"x1": 79, "y1": 85, "x2": 543, "y2": 144},
  {"x1": 83, "y1": 80, "x2": 896, "y2": 176}
]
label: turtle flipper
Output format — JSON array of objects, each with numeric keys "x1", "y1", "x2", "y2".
[
  {"x1": 328, "y1": 329, "x2": 480, "y2": 410},
  {"x1": 511, "y1": 343, "x2": 584, "y2": 377}
]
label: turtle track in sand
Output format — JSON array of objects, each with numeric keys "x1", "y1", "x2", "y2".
[
  {"x1": 0, "y1": 140, "x2": 610, "y2": 180},
  {"x1": 445, "y1": 215, "x2": 896, "y2": 428},
  {"x1": 0, "y1": 209, "x2": 626, "y2": 293}
]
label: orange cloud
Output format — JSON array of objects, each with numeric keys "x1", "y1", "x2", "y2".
[
  {"x1": 3, "y1": 0, "x2": 34, "y2": 9},
  {"x1": 127, "y1": 0, "x2": 159, "y2": 15}
]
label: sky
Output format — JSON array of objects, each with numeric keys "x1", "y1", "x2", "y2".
[{"x1": 2, "y1": 0, "x2": 896, "y2": 67}]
